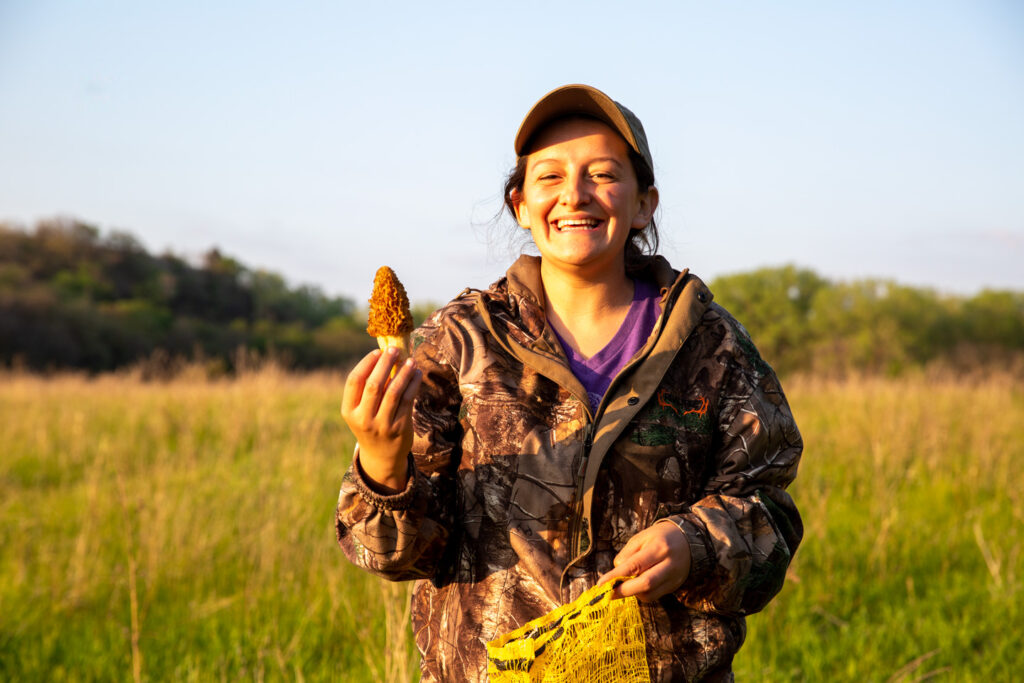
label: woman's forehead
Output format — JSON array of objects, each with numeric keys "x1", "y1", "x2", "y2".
[{"x1": 523, "y1": 117, "x2": 630, "y2": 161}]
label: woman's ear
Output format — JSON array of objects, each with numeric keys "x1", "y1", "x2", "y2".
[
  {"x1": 510, "y1": 189, "x2": 531, "y2": 229},
  {"x1": 632, "y1": 186, "x2": 659, "y2": 229}
]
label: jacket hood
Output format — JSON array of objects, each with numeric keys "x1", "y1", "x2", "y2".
[{"x1": 503, "y1": 254, "x2": 684, "y2": 316}]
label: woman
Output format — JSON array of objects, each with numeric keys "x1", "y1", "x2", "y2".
[{"x1": 338, "y1": 84, "x2": 803, "y2": 682}]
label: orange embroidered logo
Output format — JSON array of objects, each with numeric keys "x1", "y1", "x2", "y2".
[
  {"x1": 657, "y1": 389, "x2": 708, "y2": 418},
  {"x1": 634, "y1": 391, "x2": 713, "y2": 444},
  {"x1": 656, "y1": 388, "x2": 679, "y2": 415},
  {"x1": 683, "y1": 396, "x2": 709, "y2": 418}
]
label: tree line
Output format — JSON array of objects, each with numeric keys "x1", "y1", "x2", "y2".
[
  {"x1": 710, "y1": 265, "x2": 1023, "y2": 377},
  {"x1": 0, "y1": 218, "x2": 374, "y2": 373},
  {"x1": 1, "y1": 218, "x2": 1021, "y2": 377}
]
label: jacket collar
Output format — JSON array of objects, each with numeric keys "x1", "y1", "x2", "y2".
[
  {"x1": 505, "y1": 254, "x2": 546, "y2": 312},
  {"x1": 471, "y1": 253, "x2": 711, "y2": 410},
  {"x1": 504, "y1": 253, "x2": 684, "y2": 314}
]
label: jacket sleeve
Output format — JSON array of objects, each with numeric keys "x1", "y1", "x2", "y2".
[
  {"x1": 666, "y1": 346, "x2": 803, "y2": 616},
  {"x1": 335, "y1": 320, "x2": 463, "y2": 582}
]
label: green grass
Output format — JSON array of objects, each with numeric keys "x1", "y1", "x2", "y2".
[
  {"x1": 734, "y1": 375, "x2": 1023, "y2": 681},
  {"x1": 1, "y1": 370, "x2": 1021, "y2": 681},
  {"x1": 0, "y1": 369, "x2": 415, "y2": 682}
]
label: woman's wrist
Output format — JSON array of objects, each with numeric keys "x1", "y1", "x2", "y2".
[{"x1": 356, "y1": 448, "x2": 410, "y2": 494}]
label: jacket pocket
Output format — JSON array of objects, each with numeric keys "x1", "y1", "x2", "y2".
[
  {"x1": 506, "y1": 448, "x2": 576, "y2": 531},
  {"x1": 505, "y1": 444, "x2": 579, "y2": 582},
  {"x1": 615, "y1": 429, "x2": 710, "y2": 505}
]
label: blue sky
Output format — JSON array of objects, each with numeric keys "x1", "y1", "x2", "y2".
[{"x1": 1, "y1": 0, "x2": 1021, "y2": 304}]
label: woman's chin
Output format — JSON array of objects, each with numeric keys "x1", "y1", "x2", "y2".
[{"x1": 540, "y1": 250, "x2": 624, "y2": 275}]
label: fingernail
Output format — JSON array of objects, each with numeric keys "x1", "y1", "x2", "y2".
[{"x1": 404, "y1": 358, "x2": 414, "y2": 367}]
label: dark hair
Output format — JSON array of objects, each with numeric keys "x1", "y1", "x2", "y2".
[{"x1": 502, "y1": 120, "x2": 659, "y2": 274}]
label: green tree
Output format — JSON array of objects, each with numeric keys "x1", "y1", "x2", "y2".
[{"x1": 710, "y1": 265, "x2": 829, "y2": 375}]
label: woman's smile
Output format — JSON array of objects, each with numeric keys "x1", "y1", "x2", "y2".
[{"x1": 552, "y1": 216, "x2": 601, "y2": 231}]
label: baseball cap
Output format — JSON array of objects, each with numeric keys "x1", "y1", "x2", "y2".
[{"x1": 513, "y1": 84, "x2": 653, "y2": 175}]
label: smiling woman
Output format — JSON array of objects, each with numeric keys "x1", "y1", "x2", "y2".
[
  {"x1": 336, "y1": 84, "x2": 804, "y2": 682},
  {"x1": 509, "y1": 116, "x2": 659, "y2": 360}
]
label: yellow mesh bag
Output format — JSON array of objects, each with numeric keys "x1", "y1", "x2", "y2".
[{"x1": 485, "y1": 578, "x2": 650, "y2": 683}]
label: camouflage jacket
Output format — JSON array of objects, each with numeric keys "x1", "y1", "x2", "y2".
[{"x1": 336, "y1": 254, "x2": 803, "y2": 682}]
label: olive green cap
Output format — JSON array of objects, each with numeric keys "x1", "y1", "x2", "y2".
[{"x1": 514, "y1": 84, "x2": 653, "y2": 175}]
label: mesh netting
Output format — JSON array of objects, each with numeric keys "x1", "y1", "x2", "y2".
[{"x1": 486, "y1": 578, "x2": 651, "y2": 683}]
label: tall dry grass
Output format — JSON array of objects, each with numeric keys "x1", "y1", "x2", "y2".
[
  {"x1": 0, "y1": 365, "x2": 414, "y2": 681},
  {"x1": 1, "y1": 367, "x2": 1021, "y2": 680},
  {"x1": 735, "y1": 373, "x2": 1023, "y2": 680}
]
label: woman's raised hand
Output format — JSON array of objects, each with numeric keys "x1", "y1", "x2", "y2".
[
  {"x1": 597, "y1": 520, "x2": 692, "y2": 602},
  {"x1": 341, "y1": 347, "x2": 423, "y2": 493}
]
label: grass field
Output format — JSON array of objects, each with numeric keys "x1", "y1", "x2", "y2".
[{"x1": 1, "y1": 368, "x2": 1021, "y2": 681}]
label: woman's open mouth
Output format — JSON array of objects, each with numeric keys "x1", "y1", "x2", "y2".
[{"x1": 553, "y1": 218, "x2": 600, "y2": 231}]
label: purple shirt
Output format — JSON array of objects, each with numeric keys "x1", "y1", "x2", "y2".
[{"x1": 551, "y1": 278, "x2": 662, "y2": 412}]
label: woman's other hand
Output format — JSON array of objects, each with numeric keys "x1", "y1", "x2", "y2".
[
  {"x1": 341, "y1": 347, "x2": 423, "y2": 493},
  {"x1": 597, "y1": 520, "x2": 692, "y2": 602}
]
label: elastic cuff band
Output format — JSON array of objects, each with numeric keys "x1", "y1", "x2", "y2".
[
  {"x1": 351, "y1": 450, "x2": 418, "y2": 511},
  {"x1": 665, "y1": 515, "x2": 715, "y2": 593}
]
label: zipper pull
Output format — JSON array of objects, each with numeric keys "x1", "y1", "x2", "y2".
[{"x1": 582, "y1": 423, "x2": 594, "y2": 453}]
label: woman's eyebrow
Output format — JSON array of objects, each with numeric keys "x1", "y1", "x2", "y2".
[{"x1": 529, "y1": 156, "x2": 625, "y2": 168}]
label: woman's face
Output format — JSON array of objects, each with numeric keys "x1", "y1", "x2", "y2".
[{"x1": 512, "y1": 117, "x2": 657, "y2": 280}]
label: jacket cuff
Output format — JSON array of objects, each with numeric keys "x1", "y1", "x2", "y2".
[
  {"x1": 663, "y1": 514, "x2": 715, "y2": 595},
  {"x1": 350, "y1": 448, "x2": 418, "y2": 511}
]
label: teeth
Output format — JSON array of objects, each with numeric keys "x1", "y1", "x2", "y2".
[{"x1": 556, "y1": 218, "x2": 598, "y2": 228}]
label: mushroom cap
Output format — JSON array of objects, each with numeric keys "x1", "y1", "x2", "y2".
[{"x1": 367, "y1": 266, "x2": 414, "y2": 337}]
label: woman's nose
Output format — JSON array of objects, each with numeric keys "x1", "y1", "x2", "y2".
[{"x1": 559, "y1": 173, "x2": 590, "y2": 207}]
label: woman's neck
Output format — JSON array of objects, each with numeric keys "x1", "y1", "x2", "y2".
[{"x1": 541, "y1": 261, "x2": 635, "y2": 360}]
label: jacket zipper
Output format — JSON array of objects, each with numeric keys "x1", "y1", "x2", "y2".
[
  {"x1": 568, "y1": 421, "x2": 594, "y2": 560},
  {"x1": 565, "y1": 286, "x2": 680, "y2": 564}
]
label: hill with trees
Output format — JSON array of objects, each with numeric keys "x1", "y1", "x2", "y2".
[
  {"x1": 0, "y1": 218, "x2": 374, "y2": 373},
  {"x1": 1, "y1": 218, "x2": 1021, "y2": 377},
  {"x1": 710, "y1": 265, "x2": 1023, "y2": 377}
]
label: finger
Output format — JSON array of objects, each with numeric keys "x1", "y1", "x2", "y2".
[
  {"x1": 613, "y1": 538, "x2": 639, "y2": 568},
  {"x1": 376, "y1": 358, "x2": 418, "y2": 423},
  {"x1": 342, "y1": 350, "x2": 382, "y2": 415},
  {"x1": 388, "y1": 368, "x2": 424, "y2": 437},
  {"x1": 600, "y1": 552, "x2": 661, "y2": 601},
  {"x1": 612, "y1": 528, "x2": 655, "y2": 568},
  {"x1": 597, "y1": 566, "x2": 631, "y2": 599},
  {"x1": 598, "y1": 557, "x2": 637, "y2": 585},
  {"x1": 620, "y1": 547, "x2": 660, "y2": 580},
  {"x1": 396, "y1": 368, "x2": 423, "y2": 417},
  {"x1": 617, "y1": 559, "x2": 674, "y2": 602},
  {"x1": 597, "y1": 559, "x2": 633, "y2": 599},
  {"x1": 597, "y1": 565, "x2": 623, "y2": 587},
  {"x1": 362, "y1": 347, "x2": 401, "y2": 414},
  {"x1": 599, "y1": 543, "x2": 657, "y2": 586}
]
